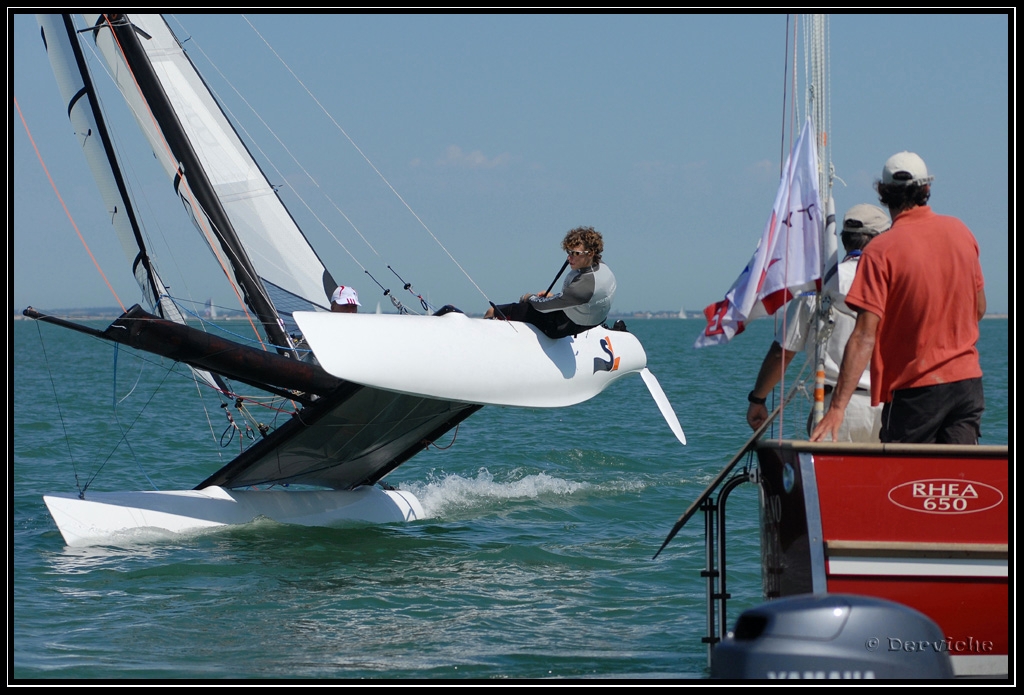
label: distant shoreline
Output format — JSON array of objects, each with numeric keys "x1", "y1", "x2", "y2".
[{"x1": 12, "y1": 309, "x2": 1011, "y2": 321}]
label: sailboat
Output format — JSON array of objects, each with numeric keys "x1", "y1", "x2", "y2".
[
  {"x1": 23, "y1": 14, "x2": 685, "y2": 547},
  {"x1": 656, "y1": 15, "x2": 1008, "y2": 679}
]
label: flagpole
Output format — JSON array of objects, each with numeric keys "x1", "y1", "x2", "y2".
[{"x1": 806, "y1": 14, "x2": 832, "y2": 430}]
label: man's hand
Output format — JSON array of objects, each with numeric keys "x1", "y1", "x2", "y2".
[
  {"x1": 810, "y1": 407, "x2": 844, "y2": 442},
  {"x1": 747, "y1": 402, "x2": 769, "y2": 430},
  {"x1": 810, "y1": 309, "x2": 879, "y2": 442}
]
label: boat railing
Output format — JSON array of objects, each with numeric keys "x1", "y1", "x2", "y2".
[{"x1": 653, "y1": 399, "x2": 793, "y2": 669}]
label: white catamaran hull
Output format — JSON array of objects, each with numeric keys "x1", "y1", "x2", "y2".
[
  {"x1": 295, "y1": 310, "x2": 647, "y2": 408},
  {"x1": 295, "y1": 310, "x2": 686, "y2": 444},
  {"x1": 43, "y1": 486, "x2": 424, "y2": 547}
]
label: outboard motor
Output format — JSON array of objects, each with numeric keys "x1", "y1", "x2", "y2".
[{"x1": 711, "y1": 594, "x2": 954, "y2": 680}]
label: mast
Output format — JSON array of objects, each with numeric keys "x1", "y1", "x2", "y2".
[
  {"x1": 802, "y1": 13, "x2": 835, "y2": 268},
  {"x1": 800, "y1": 14, "x2": 834, "y2": 428},
  {"x1": 85, "y1": 13, "x2": 295, "y2": 355}
]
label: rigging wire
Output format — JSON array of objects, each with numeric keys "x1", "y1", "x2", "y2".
[
  {"x1": 754, "y1": 15, "x2": 838, "y2": 437},
  {"x1": 166, "y1": 16, "x2": 374, "y2": 271},
  {"x1": 189, "y1": 358, "x2": 229, "y2": 468},
  {"x1": 113, "y1": 340, "x2": 145, "y2": 405},
  {"x1": 110, "y1": 342, "x2": 160, "y2": 490},
  {"x1": 769, "y1": 15, "x2": 832, "y2": 440},
  {"x1": 778, "y1": 15, "x2": 792, "y2": 178},
  {"x1": 803, "y1": 14, "x2": 834, "y2": 431},
  {"x1": 235, "y1": 13, "x2": 494, "y2": 305},
  {"x1": 103, "y1": 358, "x2": 177, "y2": 493},
  {"x1": 32, "y1": 322, "x2": 84, "y2": 497},
  {"x1": 104, "y1": 338, "x2": 293, "y2": 479},
  {"x1": 134, "y1": 13, "x2": 473, "y2": 325},
  {"x1": 35, "y1": 313, "x2": 294, "y2": 487},
  {"x1": 769, "y1": 14, "x2": 803, "y2": 441},
  {"x1": 363, "y1": 269, "x2": 413, "y2": 315},
  {"x1": 167, "y1": 14, "x2": 443, "y2": 317}
]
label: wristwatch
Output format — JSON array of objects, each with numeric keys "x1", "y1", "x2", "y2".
[{"x1": 747, "y1": 391, "x2": 767, "y2": 405}]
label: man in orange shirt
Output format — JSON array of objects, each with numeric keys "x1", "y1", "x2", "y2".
[{"x1": 811, "y1": 152, "x2": 986, "y2": 444}]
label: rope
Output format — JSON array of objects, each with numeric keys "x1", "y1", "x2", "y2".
[
  {"x1": 389, "y1": 266, "x2": 434, "y2": 313},
  {"x1": 98, "y1": 348, "x2": 176, "y2": 493},
  {"x1": 425, "y1": 423, "x2": 460, "y2": 450},
  {"x1": 14, "y1": 95, "x2": 126, "y2": 314}
]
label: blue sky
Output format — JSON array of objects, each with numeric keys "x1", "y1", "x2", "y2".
[{"x1": 11, "y1": 12, "x2": 1011, "y2": 315}]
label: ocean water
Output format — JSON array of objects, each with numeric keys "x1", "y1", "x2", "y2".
[{"x1": 12, "y1": 317, "x2": 1009, "y2": 681}]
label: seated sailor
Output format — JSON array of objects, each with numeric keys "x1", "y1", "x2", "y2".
[{"x1": 484, "y1": 226, "x2": 616, "y2": 339}]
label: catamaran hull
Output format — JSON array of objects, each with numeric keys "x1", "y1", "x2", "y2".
[
  {"x1": 43, "y1": 486, "x2": 425, "y2": 547},
  {"x1": 756, "y1": 441, "x2": 1009, "y2": 678},
  {"x1": 293, "y1": 311, "x2": 647, "y2": 408}
]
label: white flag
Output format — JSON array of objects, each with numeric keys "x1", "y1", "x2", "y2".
[{"x1": 695, "y1": 116, "x2": 823, "y2": 348}]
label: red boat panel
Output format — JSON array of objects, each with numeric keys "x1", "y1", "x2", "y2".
[
  {"x1": 756, "y1": 441, "x2": 1009, "y2": 675},
  {"x1": 826, "y1": 575, "x2": 1007, "y2": 656},
  {"x1": 812, "y1": 453, "x2": 1007, "y2": 544}
]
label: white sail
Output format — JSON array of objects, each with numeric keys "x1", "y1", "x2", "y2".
[
  {"x1": 82, "y1": 13, "x2": 334, "y2": 335},
  {"x1": 36, "y1": 15, "x2": 181, "y2": 324},
  {"x1": 37, "y1": 14, "x2": 223, "y2": 390}
]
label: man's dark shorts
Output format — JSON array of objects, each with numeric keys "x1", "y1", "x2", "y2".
[
  {"x1": 881, "y1": 377, "x2": 985, "y2": 444},
  {"x1": 490, "y1": 301, "x2": 591, "y2": 340}
]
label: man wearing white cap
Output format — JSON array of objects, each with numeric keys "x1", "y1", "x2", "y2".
[
  {"x1": 330, "y1": 285, "x2": 361, "y2": 313},
  {"x1": 812, "y1": 152, "x2": 986, "y2": 444},
  {"x1": 746, "y1": 203, "x2": 890, "y2": 442}
]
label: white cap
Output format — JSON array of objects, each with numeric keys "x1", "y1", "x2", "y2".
[
  {"x1": 331, "y1": 285, "x2": 360, "y2": 306},
  {"x1": 881, "y1": 151, "x2": 933, "y2": 186},
  {"x1": 842, "y1": 204, "x2": 891, "y2": 236}
]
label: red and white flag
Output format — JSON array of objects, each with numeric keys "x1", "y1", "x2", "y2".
[{"x1": 695, "y1": 116, "x2": 823, "y2": 348}]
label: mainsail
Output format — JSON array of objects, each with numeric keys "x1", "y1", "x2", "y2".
[
  {"x1": 37, "y1": 14, "x2": 226, "y2": 391},
  {"x1": 37, "y1": 15, "x2": 182, "y2": 326},
  {"x1": 81, "y1": 13, "x2": 336, "y2": 348}
]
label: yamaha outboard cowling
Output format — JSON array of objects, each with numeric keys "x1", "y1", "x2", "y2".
[{"x1": 711, "y1": 594, "x2": 954, "y2": 680}]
